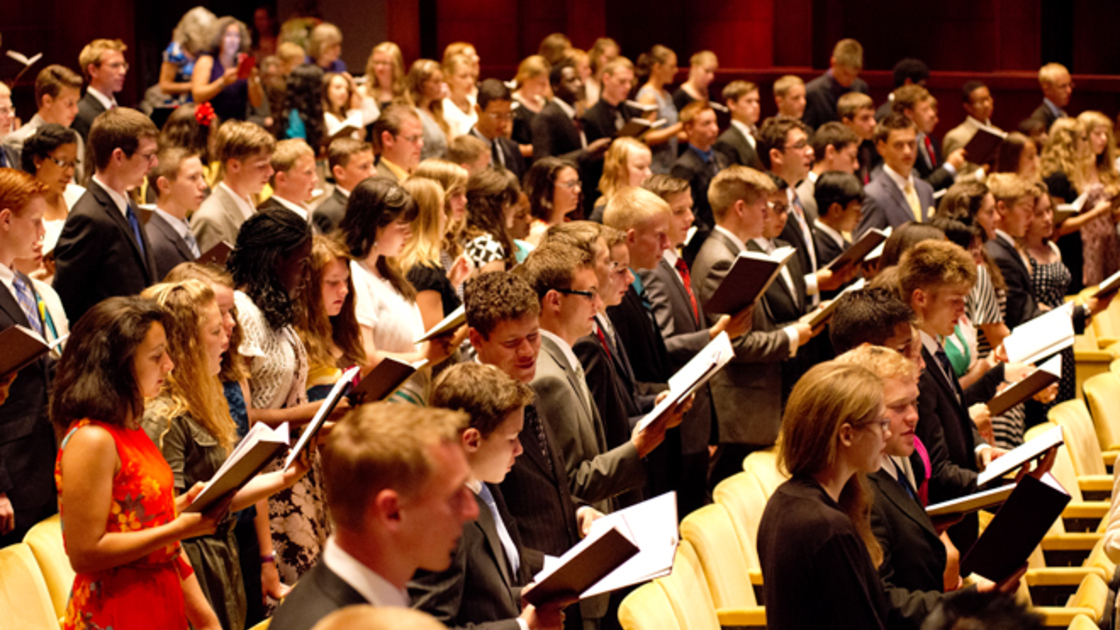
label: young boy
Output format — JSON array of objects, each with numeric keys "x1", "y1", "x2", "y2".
[
  {"x1": 313, "y1": 137, "x2": 375, "y2": 234},
  {"x1": 812, "y1": 171, "x2": 864, "y2": 268},
  {"x1": 715, "y1": 80, "x2": 763, "y2": 170},
  {"x1": 146, "y1": 147, "x2": 208, "y2": 279},
  {"x1": 190, "y1": 120, "x2": 276, "y2": 252},
  {"x1": 260, "y1": 139, "x2": 318, "y2": 225}
]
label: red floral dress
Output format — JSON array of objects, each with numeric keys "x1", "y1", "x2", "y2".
[{"x1": 56, "y1": 419, "x2": 192, "y2": 630}]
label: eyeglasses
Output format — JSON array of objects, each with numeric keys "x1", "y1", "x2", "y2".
[
  {"x1": 104, "y1": 61, "x2": 129, "y2": 71},
  {"x1": 135, "y1": 151, "x2": 157, "y2": 163},
  {"x1": 555, "y1": 287, "x2": 599, "y2": 301},
  {"x1": 784, "y1": 140, "x2": 809, "y2": 151},
  {"x1": 47, "y1": 156, "x2": 80, "y2": 169},
  {"x1": 486, "y1": 111, "x2": 515, "y2": 121},
  {"x1": 767, "y1": 201, "x2": 789, "y2": 214},
  {"x1": 0, "y1": 106, "x2": 12, "y2": 116},
  {"x1": 556, "y1": 179, "x2": 581, "y2": 189},
  {"x1": 398, "y1": 134, "x2": 424, "y2": 144}
]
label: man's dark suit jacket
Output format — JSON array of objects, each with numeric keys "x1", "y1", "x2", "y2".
[
  {"x1": 471, "y1": 128, "x2": 527, "y2": 183},
  {"x1": 670, "y1": 148, "x2": 728, "y2": 249},
  {"x1": 813, "y1": 226, "x2": 849, "y2": 269},
  {"x1": 53, "y1": 180, "x2": 157, "y2": 321},
  {"x1": 854, "y1": 169, "x2": 936, "y2": 239},
  {"x1": 145, "y1": 211, "x2": 196, "y2": 282},
  {"x1": 714, "y1": 125, "x2": 763, "y2": 171},
  {"x1": 779, "y1": 199, "x2": 820, "y2": 293},
  {"x1": 313, "y1": 187, "x2": 349, "y2": 235},
  {"x1": 869, "y1": 468, "x2": 950, "y2": 630},
  {"x1": 912, "y1": 133, "x2": 955, "y2": 192},
  {"x1": 1030, "y1": 102, "x2": 1062, "y2": 135},
  {"x1": 268, "y1": 560, "x2": 370, "y2": 630},
  {"x1": 582, "y1": 99, "x2": 631, "y2": 144},
  {"x1": 607, "y1": 286, "x2": 673, "y2": 388},
  {"x1": 409, "y1": 485, "x2": 531, "y2": 630},
  {"x1": 532, "y1": 101, "x2": 601, "y2": 216},
  {"x1": 985, "y1": 234, "x2": 1088, "y2": 335},
  {"x1": 0, "y1": 275, "x2": 57, "y2": 546},
  {"x1": 803, "y1": 72, "x2": 871, "y2": 131},
  {"x1": 71, "y1": 91, "x2": 108, "y2": 142},
  {"x1": 747, "y1": 238, "x2": 811, "y2": 402}
]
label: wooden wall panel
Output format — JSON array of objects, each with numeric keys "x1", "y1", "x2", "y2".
[{"x1": 436, "y1": 0, "x2": 520, "y2": 66}]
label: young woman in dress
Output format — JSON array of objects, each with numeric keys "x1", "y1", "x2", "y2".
[
  {"x1": 511, "y1": 55, "x2": 551, "y2": 154},
  {"x1": 672, "y1": 51, "x2": 719, "y2": 112},
  {"x1": 995, "y1": 131, "x2": 1041, "y2": 181},
  {"x1": 411, "y1": 158, "x2": 470, "y2": 265},
  {"x1": 1075, "y1": 110, "x2": 1120, "y2": 286},
  {"x1": 321, "y1": 72, "x2": 365, "y2": 142},
  {"x1": 400, "y1": 177, "x2": 470, "y2": 331},
  {"x1": 405, "y1": 59, "x2": 450, "y2": 161},
  {"x1": 442, "y1": 54, "x2": 479, "y2": 140},
  {"x1": 191, "y1": 16, "x2": 263, "y2": 123},
  {"x1": 21, "y1": 123, "x2": 82, "y2": 259},
  {"x1": 462, "y1": 167, "x2": 522, "y2": 272},
  {"x1": 635, "y1": 45, "x2": 684, "y2": 175},
  {"x1": 361, "y1": 42, "x2": 407, "y2": 112},
  {"x1": 523, "y1": 156, "x2": 582, "y2": 245},
  {"x1": 591, "y1": 138, "x2": 653, "y2": 222},
  {"x1": 160, "y1": 7, "x2": 216, "y2": 106},
  {"x1": 584, "y1": 37, "x2": 620, "y2": 107}
]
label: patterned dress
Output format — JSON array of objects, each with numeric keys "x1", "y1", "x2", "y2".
[
  {"x1": 57, "y1": 419, "x2": 190, "y2": 630},
  {"x1": 235, "y1": 291, "x2": 330, "y2": 588},
  {"x1": 1079, "y1": 183, "x2": 1120, "y2": 287},
  {"x1": 635, "y1": 85, "x2": 679, "y2": 175},
  {"x1": 1029, "y1": 243, "x2": 1077, "y2": 405}
]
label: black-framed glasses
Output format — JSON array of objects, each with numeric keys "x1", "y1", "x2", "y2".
[{"x1": 554, "y1": 287, "x2": 599, "y2": 301}]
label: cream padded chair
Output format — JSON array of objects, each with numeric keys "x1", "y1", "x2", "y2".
[
  {"x1": 23, "y1": 514, "x2": 75, "y2": 622},
  {"x1": 680, "y1": 503, "x2": 763, "y2": 613},
  {"x1": 1081, "y1": 372, "x2": 1120, "y2": 455},
  {"x1": 0, "y1": 542, "x2": 62, "y2": 629},
  {"x1": 618, "y1": 582, "x2": 679, "y2": 630}
]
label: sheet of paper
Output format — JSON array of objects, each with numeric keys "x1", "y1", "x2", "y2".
[{"x1": 581, "y1": 492, "x2": 680, "y2": 598}]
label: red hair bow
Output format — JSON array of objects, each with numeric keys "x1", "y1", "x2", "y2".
[{"x1": 195, "y1": 102, "x2": 216, "y2": 127}]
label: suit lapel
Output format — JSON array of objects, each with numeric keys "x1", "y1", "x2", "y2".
[
  {"x1": 473, "y1": 491, "x2": 514, "y2": 587},
  {"x1": 921, "y1": 346, "x2": 964, "y2": 411},
  {"x1": 994, "y1": 235, "x2": 1031, "y2": 278},
  {"x1": 518, "y1": 402, "x2": 555, "y2": 482},
  {"x1": 91, "y1": 181, "x2": 152, "y2": 281},
  {"x1": 659, "y1": 259, "x2": 699, "y2": 327},
  {"x1": 870, "y1": 469, "x2": 939, "y2": 539},
  {"x1": 542, "y1": 336, "x2": 607, "y2": 451},
  {"x1": 151, "y1": 213, "x2": 195, "y2": 260},
  {"x1": 0, "y1": 279, "x2": 29, "y2": 327}
]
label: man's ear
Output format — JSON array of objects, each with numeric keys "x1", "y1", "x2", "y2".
[
  {"x1": 626, "y1": 228, "x2": 638, "y2": 246},
  {"x1": 827, "y1": 202, "x2": 844, "y2": 218},
  {"x1": 461, "y1": 427, "x2": 482, "y2": 453},
  {"x1": 155, "y1": 175, "x2": 172, "y2": 196},
  {"x1": 768, "y1": 148, "x2": 782, "y2": 169}
]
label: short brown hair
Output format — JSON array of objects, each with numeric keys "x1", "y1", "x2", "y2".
[
  {"x1": 517, "y1": 242, "x2": 592, "y2": 300},
  {"x1": 447, "y1": 134, "x2": 488, "y2": 165},
  {"x1": 898, "y1": 239, "x2": 977, "y2": 300},
  {"x1": 431, "y1": 363, "x2": 535, "y2": 437},
  {"x1": 307, "y1": 22, "x2": 343, "y2": 60},
  {"x1": 327, "y1": 137, "x2": 373, "y2": 171},
  {"x1": 834, "y1": 345, "x2": 918, "y2": 382},
  {"x1": 679, "y1": 100, "x2": 714, "y2": 128},
  {"x1": 602, "y1": 56, "x2": 634, "y2": 78},
  {"x1": 79, "y1": 39, "x2": 127, "y2": 81},
  {"x1": 88, "y1": 107, "x2": 159, "y2": 171},
  {"x1": 373, "y1": 104, "x2": 420, "y2": 151},
  {"x1": 214, "y1": 120, "x2": 276, "y2": 166},
  {"x1": 708, "y1": 165, "x2": 776, "y2": 220},
  {"x1": 722, "y1": 80, "x2": 758, "y2": 103},
  {"x1": 838, "y1": 92, "x2": 874, "y2": 120},
  {"x1": 757, "y1": 115, "x2": 811, "y2": 170},
  {"x1": 832, "y1": 39, "x2": 864, "y2": 71},
  {"x1": 0, "y1": 169, "x2": 49, "y2": 215},
  {"x1": 873, "y1": 112, "x2": 917, "y2": 145},
  {"x1": 987, "y1": 172, "x2": 1039, "y2": 205},
  {"x1": 148, "y1": 146, "x2": 197, "y2": 193},
  {"x1": 811, "y1": 122, "x2": 860, "y2": 164},
  {"x1": 641, "y1": 173, "x2": 691, "y2": 200},
  {"x1": 464, "y1": 271, "x2": 541, "y2": 339},
  {"x1": 322, "y1": 403, "x2": 466, "y2": 531},
  {"x1": 773, "y1": 75, "x2": 803, "y2": 98},
  {"x1": 891, "y1": 85, "x2": 934, "y2": 114},
  {"x1": 35, "y1": 65, "x2": 83, "y2": 108},
  {"x1": 540, "y1": 221, "x2": 605, "y2": 260},
  {"x1": 270, "y1": 138, "x2": 314, "y2": 181}
]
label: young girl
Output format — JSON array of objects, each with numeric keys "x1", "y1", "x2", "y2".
[
  {"x1": 591, "y1": 138, "x2": 653, "y2": 222},
  {"x1": 636, "y1": 45, "x2": 684, "y2": 175},
  {"x1": 523, "y1": 157, "x2": 582, "y2": 245},
  {"x1": 296, "y1": 236, "x2": 366, "y2": 401},
  {"x1": 441, "y1": 54, "x2": 479, "y2": 140},
  {"x1": 321, "y1": 72, "x2": 365, "y2": 142}
]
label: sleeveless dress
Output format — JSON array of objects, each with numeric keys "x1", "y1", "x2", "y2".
[
  {"x1": 207, "y1": 56, "x2": 249, "y2": 122},
  {"x1": 1079, "y1": 183, "x2": 1120, "y2": 287},
  {"x1": 636, "y1": 85, "x2": 679, "y2": 174},
  {"x1": 57, "y1": 419, "x2": 191, "y2": 630},
  {"x1": 1029, "y1": 243, "x2": 1077, "y2": 405}
]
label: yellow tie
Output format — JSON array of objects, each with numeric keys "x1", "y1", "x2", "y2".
[{"x1": 904, "y1": 181, "x2": 922, "y2": 223}]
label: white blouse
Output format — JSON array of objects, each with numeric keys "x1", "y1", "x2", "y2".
[{"x1": 350, "y1": 260, "x2": 426, "y2": 354}]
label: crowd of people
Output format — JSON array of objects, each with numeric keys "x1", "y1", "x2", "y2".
[{"x1": 1, "y1": 8, "x2": 1118, "y2": 630}]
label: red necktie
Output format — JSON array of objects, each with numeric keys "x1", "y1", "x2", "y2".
[
  {"x1": 923, "y1": 135, "x2": 937, "y2": 167},
  {"x1": 595, "y1": 326, "x2": 611, "y2": 361},
  {"x1": 674, "y1": 258, "x2": 699, "y2": 323}
]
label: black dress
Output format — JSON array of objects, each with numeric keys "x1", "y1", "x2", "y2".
[{"x1": 757, "y1": 475, "x2": 889, "y2": 630}]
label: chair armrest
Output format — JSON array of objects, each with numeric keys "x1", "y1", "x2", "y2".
[
  {"x1": 1041, "y1": 532, "x2": 1102, "y2": 551},
  {"x1": 1078, "y1": 475, "x2": 1114, "y2": 494},
  {"x1": 1103, "y1": 450, "x2": 1119, "y2": 467},
  {"x1": 1030, "y1": 606, "x2": 1101, "y2": 627},
  {"x1": 716, "y1": 607, "x2": 766, "y2": 627},
  {"x1": 1025, "y1": 566, "x2": 1109, "y2": 586},
  {"x1": 1064, "y1": 501, "x2": 1110, "y2": 520},
  {"x1": 748, "y1": 568, "x2": 763, "y2": 586}
]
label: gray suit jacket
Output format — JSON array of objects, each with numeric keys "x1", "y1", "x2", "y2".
[
  {"x1": 532, "y1": 335, "x2": 646, "y2": 510},
  {"x1": 691, "y1": 229, "x2": 794, "y2": 446},
  {"x1": 191, "y1": 185, "x2": 247, "y2": 254},
  {"x1": 795, "y1": 177, "x2": 819, "y2": 224},
  {"x1": 376, "y1": 158, "x2": 402, "y2": 182},
  {"x1": 269, "y1": 561, "x2": 369, "y2": 630},
  {"x1": 312, "y1": 187, "x2": 349, "y2": 235},
  {"x1": 854, "y1": 169, "x2": 936, "y2": 239}
]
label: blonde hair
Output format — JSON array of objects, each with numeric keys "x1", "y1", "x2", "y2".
[
  {"x1": 270, "y1": 138, "x2": 314, "y2": 179},
  {"x1": 411, "y1": 159, "x2": 470, "y2": 257},
  {"x1": 1040, "y1": 117, "x2": 1087, "y2": 187},
  {"x1": 774, "y1": 74, "x2": 804, "y2": 98},
  {"x1": 690, "y1": 50, "x2": 718, "y2": 68},
  {"x1": 365, "y1": 42, "x2": 407, "y2": 100},
  {"x1": 399, "y1": 177, "x2": 447, "y2": 271},
  {"x1": 172, "y1": 7, "x2": 217, "y2": 57},
  {"x1": 142, "y1": 280, "x2": 238, "y2": 453},
  {"x1": 778, "y1": 361, "x2": 884, "y2": 567},
  {"x1": 1039, "y1": 62, "x2": 1069, "y2": 88},
  {"x1": 838, "y1": 92, "x2": 875, "y2": 119},
  {"x1": 307, "y1": 22, "x2": 342, "y2": 61},
  {"x1": 599, "y1": 137, "x2": 651, "y2": 198},
  {"x1": 708, "y1": 165, "x2": 776, "y2": 220},
  {"x1": 406, "y1": 59, "x2": 450, "y2": 137},
  {"x1": 832, "y1": 39, "x2": 864, "y2": 71},
  {"x1": 322, "y1": 403, "x2": 467, "y2": 531},
  {"x1": 603, "y1": 187, "x2": 671, "y2": 231},
  {"x1": 987, "y1": 172, "x2": 1040, "y2": 205},
  {"x1": 834, "y1": 345, "x2": 918, "y2": 383},
  {"x1": 162, "y1": 263, "x2": 248, "y2": 382},
  {"x1": 278, "y1": 42, "x2": 306, "y2": 67},
  {"x1": 79, "y1": 39, "x2": 127, "y2": 82},
  {"x1": 443, "y1": 42, "x2": 476, "y2": 65},
  {"x1": 514, "y1": 56, "x2": 551, "y2": 87},
  {"x1": 1077, "y1": 110, "x2": 1120, "y2": 197}
]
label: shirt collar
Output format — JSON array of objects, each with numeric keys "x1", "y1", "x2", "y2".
[
  {"x1": 270, "y1": 194, "x2": 309, "y2": 221},
  {"x1": 321, "y1": 537, "x2": 409, "y2": 607},
  {"x1": 995, "y1": 229, "x2": 1016, "y2": 247},
  {"x1": 662, "y1": 248, "x2": 680, "y2": 268},
  {"x1": 92, "y1": 175, "x2": 130, "y2": 217},
  {"x1": 751, "y1": 237, "x2": 774, "y2": 252},
  {"x1": 470, "y1": 127, "x2": 495, "y2": 147},
  {"x1": 154, "y1": 207, "x2": 191, "y2": 238},
  {"x1": 714, "y1": 224, "x2": 747, "y2": 253},
  {"x1": 729, "y1": 119, "x2": 757, "y2": 148},
  {"x1": 380, "y1": 157, "x2": 409, "y2": 180},
  {"x1": 218, "y1": 182, "x2": 256, "y2": 220},
  {"x1": 883, "y1": 163, "x2": 915, "y2": 194},
  {"x1": 554, "y1": 98, "x2": 577, "y2": 120},
  {"x1": 337, "y1": 185, "x2": 351, "y2": 198},
  {"x1": 87, "y1": 87, "x2": 117, "y2": 111},
  {"x1": 540, "y1": 329, "x2": 581, "y2": 373},
  {"x1": 689, "y1": 144, "x2": 714, "y2": 163},
  {"x1": 1043, "y1": 98, "x2": 1065, "y2": 118},
  {"x1": 0, "y1": 262, "x2": 15, "y2": 297},
  {"x1": 813, "y1": 219, "x2": 845, "y2": 248}
]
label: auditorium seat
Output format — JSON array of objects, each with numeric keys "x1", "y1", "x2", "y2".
[
  {"x1": 618, "y1": 582, "x2": 679, "y2": 630},
  {"x1": 1067, "y1": 613, "x2": 1101, "y2": 630},
  {"x1": 23, "y1": 514, "x2": 75, "y2": 623},
  {"x1": 741, "y1": 449, "x2": 787, "y2": 498},
  {"x1": 1048, "y1": 401, "x2": 1115, "y2": 497},
  {"x1": 250, "y1": 620, "x2": 271, "y2": 629},
  {"x1": 0, "y1": 542, "x2": 61, "y2": 629},
  {"x1": 657, "y1": 540, "x2": 765, "y2": 629},
  {"x1": 680, "y1": 503, "x2": 765, "y2": 618},
  {"x1": 1081, "y1": 372, "x2": 1120, "y2": 454},
  {"x1": 711, "y1": 472, "x2": 767, "y2": 594}
]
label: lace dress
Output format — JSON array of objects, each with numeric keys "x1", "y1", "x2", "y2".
[
  {"x1": 235, "y1": 291, "x2": 329, "y2": 587},
  {"x1": 1028, "y1": 243, "x2": 1077, "y2": 405},
  {"x1": 1079, "y1": 183, "x2": 1120, "y2": 287}
]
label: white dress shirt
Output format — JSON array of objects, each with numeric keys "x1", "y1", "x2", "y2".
[{"x1": 87, "y1": 86, "x2": 117, "y2": 111}]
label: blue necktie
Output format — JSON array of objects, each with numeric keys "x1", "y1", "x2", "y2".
[
  {"x1": 126, "y1": 204, "x2": 146, "y2": 257},
  {"x1": 478, "y1": 484, "x2": 520, "y2": 577},
  {"x1": 12, "y1": 275, "x2": 43, "y2": 336}
]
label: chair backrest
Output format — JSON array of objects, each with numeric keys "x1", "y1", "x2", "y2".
[
  {"x1": 249, "y1": 619, "x2": 271, "y2": 630},
  {"x1": 1070, "y1": 570, "x2": 1110, "y2": 622},
  {"x1": 657, "y1": 540, "x2": 721, "y2": 630},
  {"x1": 618, "y1": 582, "x2": 681, "y2": 630},
  {"x1": 1083, "y1": 372, "x2": 1120, "y2": 451},
  {"x1": 1085, "y1": 538, "x2": 1117, "y2": 578},
  {"x1": 1049, "y1": 400, "x2": 1108, "y2": 477},
  {"x1": 1109, "y1": 359, "x2": 1120, "y2": 378},
  {"x1": 712, "y1": 472, "x2": 767, "y2": 569},
  {"x1": 23, "y1": 514, "x2": 75, "y2": 621},
  {"x1": 680, "y1": 503, "x2": 758, "y2": 609},
  {"x1": 0, "y1": 543, "x2": 63, "y2": 629},
  {"x1": 1068, "y1": 613, "x2": 1101, "y2": 630},
  {"x1": 743, "y1": 450, "x2": 788, "y2": 498}
]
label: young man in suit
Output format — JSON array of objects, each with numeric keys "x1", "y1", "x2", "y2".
[
  {"x1": 942, "y1": 81, "x2": 1000, "y2": 174},
  {"x1": 796, "y1": 121, "x2": 860, "y2": 221},
  {"x1": 259, "y1": 139, "x2": 318, "y2": 226},
  {"x1": 270, "y1": 403, "x2": 479, "y2": 630},
  {"x1": 839, "y1": 92, "x2": 879, "y2": 184},
  {"x1": 1030, "y1": 63, "x2": 1072, "y2": 132},
  {"x1": 447, "y1": 135, "x2": 491, "y2": 174},
  {"x1": 72, "y1": 39, "x2": 128, "y2": 142},
  {"x1": 854, "y1": 113, "x2": 936, "y2": 238},
  {"x1": 3, "y1": 66, "x2": 86, "y2": 181},
  {"x1": 582, "y1": 57, "x2": 637, "y2": 143},
  {"x1": 190, "y1": 120, "x2": 276, "y2": 253},
  {"x1": 146, "y1": 147, "x2": 207, "y2": 280},
  {"x1": 53, "y1": 107, "x2": 159, "y2": 321},
  {"x1": 802, "y1": 39, "x2": 870, "y2": 131},
  {"x1": 471, "y1": 79, "x2": 527, "y2": 182},
  {"x1": 412, "y1": 362, "x2": 567, "y2": 630},
  {"x1": 875, "y1": 58, "x2": 930, "y2": 123},
  {"x1": 812, "y1": 171, "x2": 864, "y2": 269},
  {"x1": 530, "y1": 61, "x2": 611, "y2": 165},
  {"x1": 892, "y1": 85, "x2": 967, "y2": 192},
  {"x1": 671, "y1": 101, "x2": 726, "y2": 261},
  {"x1": 313, "y1": 138, "x2": 375, "y2": 234},
  {"x1": 373, "y1": 104, "x2": 424, "y2": 182},
  {"x1": 714, "y1": 81, "x2": 763, "y2": 170},
  {"x1": 0, "y1": 170, "x2": 57, "y2": 546},
  {"x1": 773, "y1": 75, "x2": 806, "y2": 121},
  {"x1": 691, "y1": 166, "x2": 814, "y2": 485}
]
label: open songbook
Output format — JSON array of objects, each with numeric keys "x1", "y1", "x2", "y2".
[
  {"x1": 1053, "y1": 191, "x2": 1088, "y2": 225},
  {"x1": 1002, "y1": 302, "x2": 1075, "y2": 365},
  {"x1": 615, "y1": 117, "x2": 667, "y2": 139},
  {"x1": 703, "y1": 246, "x2": 796, "y2": 315},
  {"x1": 184, "y1": 422, "x2": 290, "y2": 513},
  {"x1": 863, "y1": 226, "x2": 892, "y2": 264},
  {"x1": 1094, "y1": 269, "x2": 1120, "y2": 299},
  {"x1": 825, "y1": 229, "x2": 889, "y2": 270},
  {"x1": 0, "y1": 325, "x2": 66, "y2": 376},
  {"x1": 635, "y1": 333, "x2": 734, "y2": 433},
  {"x1": 325, "y1": 111, "x2": 364, "y2": 139},
  {"x1": 977, "y1": 424, "x2": 1064, "y2": 487},
  {"x1": 415, "y1": 305, "x2": 465, "y2": 343},
  {"x1": 926, "y1": 484, "x2": 1016, "y2": 518},
  {"x1": 802, "y1": 278, "x2": 866, "y2": 329},
  {"x1": 283, "y1": 366, "x2": 361, "y2": 470},
  {"x1": 525, "y1": 492, "x2": 678, "y2": 605},
  {"x1": 986, "y1": 355, "x2": 1061, "y2": 417},
  {"x1": 348, "y1": 358, "x2": 428, "y2": 405},
  {"x1": 961, "y1": 123, "x2": 1008, "y2": 166}
]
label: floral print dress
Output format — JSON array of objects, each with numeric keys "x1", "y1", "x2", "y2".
[{"x1": 56, "y1": 419, "x2": 191, "y2": 630}]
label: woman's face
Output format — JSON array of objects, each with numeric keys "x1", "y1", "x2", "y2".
[
  {"x1": 576, "y1": 58, "x2": 592, "y2": 82},
  {"x1": 448, "y1": 190, "x2": 467, "y2": 226},
  {"x1": 655, "y1": 53, "x2": 678, "y2": 83},
  {"x1": 375, "y1": 214, "x2": 413, "y2": 258},
  {"x1": 552, "y1": 167, "x2": 582, "y2": 218},
  {"x1": 200, "y1": 300, "x2": 228, "y2": 377},
  {"x1": 210, "y1": 283, "x2": 236, "y2": 341},
  {"x1": 1090, "y1": 125, "x2": 1109, "y2": 157},
  {"x1": 625, "y1": 148, "x2": 653, "y2": 188},
  {"x1": 525, "y1": 75, "x2": 549, "y2": 96},
  {"x1": 509, "y1": 194, "x2": 532, "y2": 240},
  {"x1": 321, "y1": 257, "x2": 350, "y2": 317},
  {"x1": 846, "y1": 403, "x2": 889, "y2": 474},
  {"x1": 421, "y1": 69, "x2": 446, "y2": 102},
  {"x1": 1018, "y1": 139, "x2": 1040, "y2": 180},
  {"x1": 134, "y1": 322, "x2": 174, "y2": 400},
  {"x1": 276, "y1": 239, "x2": 312, "y2": 295},
  {"x1": 222, "y1": 24, "x2": 241, "y2": 56},
  {"x1": 372, "y1": 51, "x2": 395, "y2": 89},
  {"x1": 320, "y1": 41, "x2": 342, "y2": 66},
  {"x1": 449, "y1": 64, "x2": 475, "y2": 98},
  {"x1": 327, "y1": 75, "x2": 350, "y2": 110},
  {"x1": 692, "y1": 63, "x2": 717, "y2": 89},
  {"x1": 975, "y1": 193, "x2": 996, "y2": 241},
  {"x1": 34, "y1": 142, "x2": 78, "y2": 194},
  {"x1": 596, "y1": 45, "x2": 620, "y2": 74},
  {"x1": 1027, "y1": 191, "x2": 1055, "y2": 241}
]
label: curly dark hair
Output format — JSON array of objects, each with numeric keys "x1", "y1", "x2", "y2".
[
  {"x1": 50, "y1": 296, "x2": 167, "y2": 431},
  {"x1": 228, "y1": 207, "x2": 313, "y2": 330},
  {"x1": 339, "y1": 177, "x2": 419, "y2": 301},
  {"x1": 21, "y1": 123, "x2": 79, "y2": 174},
  {"x1": 160, "y1": 104, "x2": 218, "y2": 163},
  {"x1": 282, "y1": 63, "x2": 326, "y2": 152}
]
